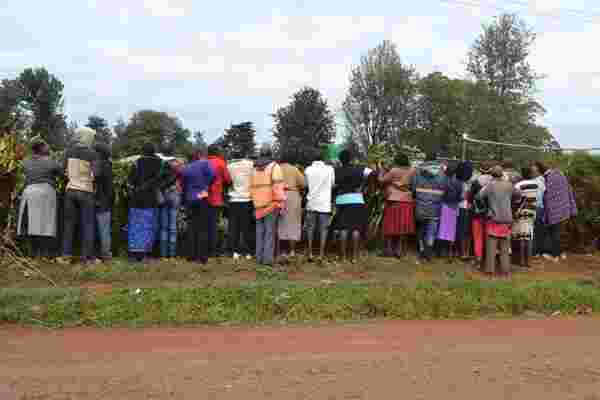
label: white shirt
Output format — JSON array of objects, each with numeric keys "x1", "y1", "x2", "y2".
[
  {"x1": 227, "y1": 159, "x2": 254, "y2": 202},
  {"x1": 305, "y1": 161, "x2": 335, "y2": 213}
]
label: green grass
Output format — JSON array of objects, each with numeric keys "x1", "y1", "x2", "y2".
[{"x1": 2, "y1": 279, "x2": 600, "y2": 328}]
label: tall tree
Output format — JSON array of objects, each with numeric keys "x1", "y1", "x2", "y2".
[
  {"x1": 272, "y1": 87, "x2": 335, "y2": 164},
  {"x1": 342, "y1": 40, "x2": 418, "y2": 155},
  {"x1": 121, "y1": 110, "x2": 181, "y2": 156},
  {"x1": 222, "y1": 122, "x2": 256, "y2": 159},
  {"x1": 0, "y1": 79, "x2": 26, "y2": 133},
  {"x1": 18, "y1": 67, "x2": 67, "y2": 149},
  {"x1": 86, "y1": 115, "x2": 112, "y2": 145},
  {"x1": 413, "y1": 72, "x2": 470, "y2": 157},
  {"x1": 466, "y1": 13, "x2": 550, "y2": 155}
]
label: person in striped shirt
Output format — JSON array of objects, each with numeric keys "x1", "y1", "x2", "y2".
[{"x1": 512, "y1": 166, "x2": 540, "y2": 268}]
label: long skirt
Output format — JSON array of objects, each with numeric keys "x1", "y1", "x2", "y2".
[
  {"x1": 128, "y1": 208, "x2": 158, "y2": 253},
  {"x1": 437, "y1": 204, "x2": 458, "y2": 242},
  {"x1": 278, "y1": 190, "x2": 302, "y2": 241},
  {"x1": 383, "y1": 201, "x2": 415, "y2": 236},
  {"x1": 17, "y1": 183, "x2": 57, "y2": 237},
  {"x1": 472, "y1": 216, "x2": 487, "y2": 258}
]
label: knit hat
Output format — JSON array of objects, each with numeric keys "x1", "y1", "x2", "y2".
[
  {"x1": 73, "y1": 127, "x2": 96, "y2": 147},
  {"x1": 490, "y1": 165, "x2": 504, "y2": 178}
]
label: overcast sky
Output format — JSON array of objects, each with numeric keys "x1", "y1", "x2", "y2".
[{"x1": 2, "y1": 0, "x2": 598, "y2": 147}]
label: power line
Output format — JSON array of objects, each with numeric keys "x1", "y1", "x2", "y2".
[{"x1": 438, "y1": 0, "x2": 600, "y2": 23}]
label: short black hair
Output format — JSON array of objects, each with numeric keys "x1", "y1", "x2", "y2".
[
  {"x1": 31, "y1": 141, "x2": 48, "y2": 156},
  {"x1": 207, "y1": 144, "x2": 222, "y2": 157},
  {"x1": 534, "y1": 161, "x2": 549, "y2": 174},
  {"x1": 142, "y1": 142, "x2": 155, "y2": 156},
  {"x1": 94, "y1": 143, "x2": 111, "y2": 161},
  {"x1": 279, "y1": 149, "x2": 297, "y2": 165},
  {"x1": 259, "y1": 147, "x2": 273, "y2": 159},
  {"x1": 393, "y1": 152, "x2": 410, "y2": 167},
  {"x1": 339, "y1": 149, "x2": 353, "y2": 166}
]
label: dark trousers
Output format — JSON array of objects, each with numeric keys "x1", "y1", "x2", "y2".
[
  {"x1": 228, "y1": 202, "x2": 253, "y2": 255},
  {"x1": 207, "y1": 205, "x2": 221, "y2": 256},
  {"x1": 186, "y1": 200, "x2": 210, "y2": 263},
  {"x1": 547, "y1": 223, "x2": 562, "y2": 257},
  {"x1": 533, "y1": 208, "x2": 547, "y2": 256},
  {"x1": 62, "y1": 190, "x2": 95, "y2": 260},
  {"x1": 29, "y1": 236, "x2": 53, "y2": 258}
]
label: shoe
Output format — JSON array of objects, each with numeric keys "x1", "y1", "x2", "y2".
[
  {"x1": 561, "y1": 253, "x2": 567, "y2": 260},
  {"x1": 233, "y1": 253, "x2": 240, "y2": 261},
  {"x1": 245, "y1": 255, "x2": 252, "y2": 260}
]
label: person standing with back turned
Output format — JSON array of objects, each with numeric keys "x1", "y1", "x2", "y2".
[
  {"x1": 207, "y1": 145, "x2": 232, "y2": 258},
  {"x1": 304, "y1": 148, "x2": 335, "y2": 262},
  {"x1": 250, "y1": 147, "x2": 286, "y2": 266},
  {"x1": 58, "y1": 127, "x2": 99, "y2": 266},
  {"x1": 227, "y1": 150, "x2": 255, "y2": 261}
]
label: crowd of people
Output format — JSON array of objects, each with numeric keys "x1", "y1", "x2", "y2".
[{"x1": 17, "y1": 127, "x2": 578, "y2": 277}]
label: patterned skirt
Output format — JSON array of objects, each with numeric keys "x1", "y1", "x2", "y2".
[
  {"x1": 383, "y1": 201, "x2": 415, "y2": 236},
  {"x1": 512, "y1": 209, "x2": 536, "y2": 241},
  {"x1": 128, "y1": 208, "x2": 158, "y2": 253}
]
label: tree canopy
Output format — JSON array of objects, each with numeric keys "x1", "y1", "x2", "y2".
[{"x1": 273, "y1": 87, "x2": 335, "y2": 165}]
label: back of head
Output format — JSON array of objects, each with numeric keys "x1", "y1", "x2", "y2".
[
  {"x1": 208, "y1": 144, "x2": 222, "y2": 158},
  {"x1": 456, "y1": 161, "x2": 474, "y2": 182},
  {"x1": 259, "y1": 147, "x2": 273, "y2": 160},
  {"x1": 393, "y1": 152, "x2": 410, "y2": 168},
  {"x1": 31, "y1": 140, "x2": 49, "y2": 157},
  {"x1": 191, "y1": 146, "x2": 207, "y2": 161},
  {"x1": 521, "y1": 166, "x2": 532, "y2": 181},
  {"x1": 94, "y1": 143, "x2": 112, "y2": 161},
  {"x1": 308, "y1": 147, "x2": 323, "y2": 164},
  {"x1": 74, "y1": 127, "x2": 96, "y2": 147},
  {"x1": 280, "y1": 149, "x2": 298, "y2": 165},
  {"x1": 479, "y1": 160, "x2": 495, "y2": 175},
  {"x1": 535, "y1": 160, "x2": 550, "y2": 174},
  {"x1": 338, "y1": 149, "x2": 353, "y2": 166},
  {"x1": 142, "y1": 142, "x2": 156, "y2": 157},
  {"x1": 491, "y1": 165, "x2": 504, "y2": 179}
]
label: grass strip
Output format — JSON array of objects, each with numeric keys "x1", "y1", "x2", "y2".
[{"x1": 1, "y1": 279, "x2": 599, "y2": 328}]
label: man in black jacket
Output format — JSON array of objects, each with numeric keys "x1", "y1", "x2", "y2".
[{"x1": 94, "y1": 143, "x2": 113, "y2": 261}]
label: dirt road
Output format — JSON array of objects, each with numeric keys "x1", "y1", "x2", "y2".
[{"x1": 2, "y1": 319, "x2": 600, "y2": 399}]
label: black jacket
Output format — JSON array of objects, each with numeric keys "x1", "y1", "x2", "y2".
[
  {"x1": 128, "y1": 155, "x2": 163, "y2": 209},
  {"x1": 95, "y1": 159, "x2": 114, "y2": 211}
]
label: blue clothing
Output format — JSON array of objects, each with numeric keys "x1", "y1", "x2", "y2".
[
  {"x1": 182, "y1": 160, "x2": 215, "y2": 205},
  {"x1": 335, "y1": 193, "x2": 365, "y2": 205},
  {"x1": 443, "y1": 176, "x2": 464, "y2": 208},
  {"x1": 96, "y1": 211, "x2": 112, "y2": 258},
  {"x1": 159, "y1": 190, "x2": 181, "y2": 257},
  {"x1": 410, "y1": 166, "x2": 448, "y2": 221},
  {"x1": 128, "y1": 208, "x2": 158, "y2": 253}
]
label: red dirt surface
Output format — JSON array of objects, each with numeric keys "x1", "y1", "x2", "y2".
[{"x1": 3, "y1": 319, "x2": 600, "y2": 399}]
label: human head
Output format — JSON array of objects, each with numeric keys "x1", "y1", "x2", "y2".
[
  {"x1": 279, "y1": 149, "x2": 297, "y2": 165},
  {"x1": 207, "y1": 144, "x2": 222, "y2": 158},
  {"x1": 530, "y1": 163, "x2": 541, "y2": 178},
  {"x1": 259, "y1": 146, "x2": 273, "y2": 159},
  {"x1": 338, "y1": 149, "x2": 353, "y2": 166},
  {"x1": 455, "y1": 161, "x2": 474, "y2": 182},
  {"x1": 142, "y1": 142, "x2": 156, "y2": 156},
  {"x1": 191, "y1": 146, "x2": 207, "y2": 161},
  {"x1": 73, "y1": 127, "x2": 96, "y2": 147},
  {"x1": 94, "y1": 143, "x2": 111, "y2": 161},
  {"x1": 534, "y1": 160, "x2": 550, "y2": 175},
  {"x1": 309, "y1": 147, "x2": 323, "y2": 164},
  {"x1": 491, "y1": 165, "x2": 504, "y2": 178},
  {"x1": 445, "y1": 164, "x2": 457, "y2": 177},
  {"x1": 393, "y1": 152, "x2": 410, "y2": 167},
  {"x1": 521, "y1": 166, "x2": 532, "y2": 180},
  {"x1": 31, "y1": 141, "x2": 49, "y2": 157},
  {"x1": 479, "y1": 160, "x2": 494, "y2": 175}
]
